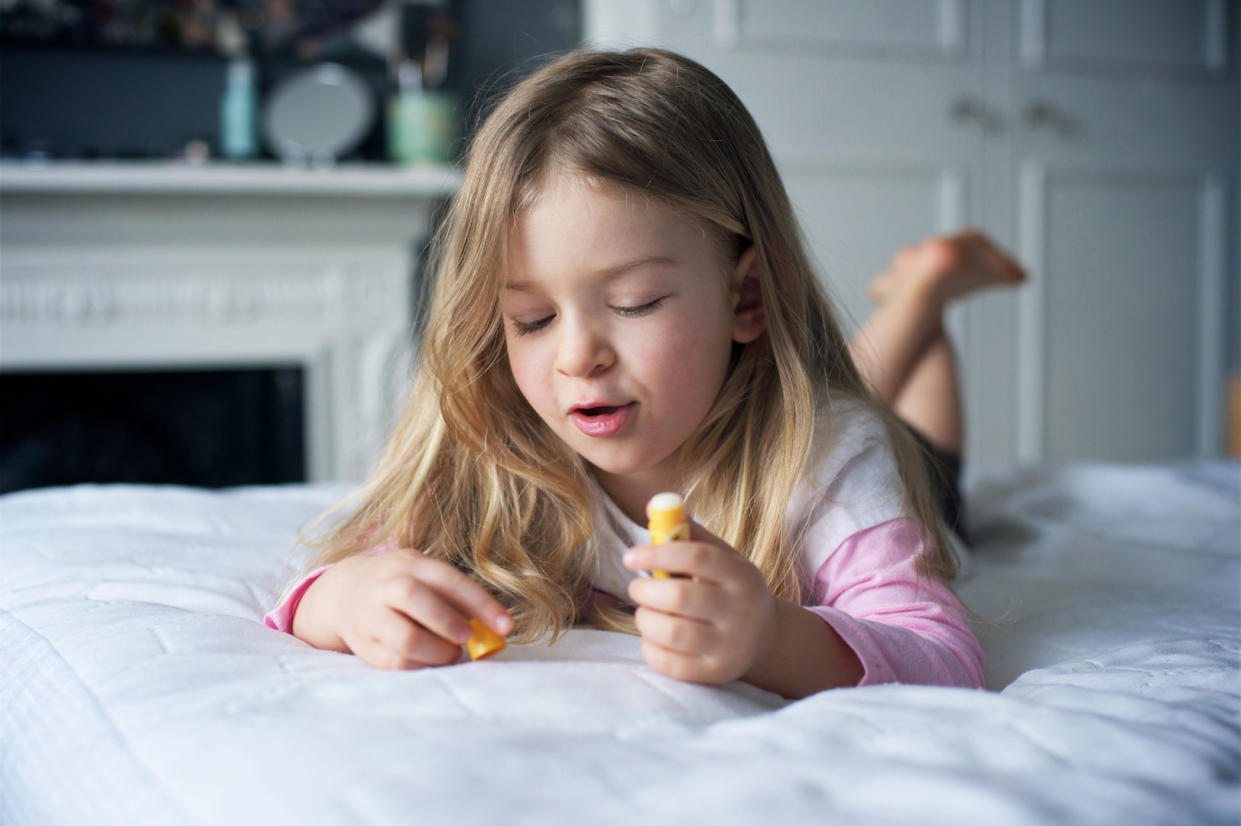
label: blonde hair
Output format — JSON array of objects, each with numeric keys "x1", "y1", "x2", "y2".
[{"x1": 302, "y1": 48, "x2": 957, "y2": 642}]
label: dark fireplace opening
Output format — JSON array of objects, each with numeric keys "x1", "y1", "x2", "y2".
[{"x1": 0, "y1": 366, "x2": 305, "y2": 494}]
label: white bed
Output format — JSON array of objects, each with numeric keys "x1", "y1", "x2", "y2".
[{"x1": 2, "y1": 461, "x2": 1238, "y2": 825}]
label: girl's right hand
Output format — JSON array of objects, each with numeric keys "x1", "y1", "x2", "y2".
[{"x1": 291, "y1": 547, "x2": 514, "y2": 670}]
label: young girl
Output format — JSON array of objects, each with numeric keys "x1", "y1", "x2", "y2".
[{"x1": 266, "y1": 48, "x2": 991, "y2": 698}]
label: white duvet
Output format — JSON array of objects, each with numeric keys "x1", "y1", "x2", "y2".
[{"x1": 2, "y1": 462, "x2": 1238, "y2": 825}]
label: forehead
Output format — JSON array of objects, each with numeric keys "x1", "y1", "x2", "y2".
[
  {"x1": 507, "y1": 170, "x2": 723, "y2": 280},
  {"x1": 520, "y1": 170, "x2": 667, "y2": 236}
]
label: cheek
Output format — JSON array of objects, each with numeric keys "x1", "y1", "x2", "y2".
[
  {"x1": 637, "y1": 320, "x2": 731, "y2": 390},
  {"x1": 508, "y1": 337, "x2": 558, "y2": 414},
  {"x1": 504, "y1": 340, "x2": 544, "y2": 406},
  {"x1": 635, "y1": 339, "x2": 664, "y2": 368}
]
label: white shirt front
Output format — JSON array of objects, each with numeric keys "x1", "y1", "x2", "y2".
[{"x1": 584, "y1": 398, "x2": 909, "y2": 603}]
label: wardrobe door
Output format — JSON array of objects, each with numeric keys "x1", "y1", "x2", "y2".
[{"x1": 1008, "y1": 0, "x2": 1237, "y2": 461}]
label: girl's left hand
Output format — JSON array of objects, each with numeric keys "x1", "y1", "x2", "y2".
[{"x1": 623, "y1": 522, "x2": 778, "y2": 685}]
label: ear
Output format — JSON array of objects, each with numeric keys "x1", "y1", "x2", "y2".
[{"x1": 730, "y1": 245, "x2": 767, "y2": 344}]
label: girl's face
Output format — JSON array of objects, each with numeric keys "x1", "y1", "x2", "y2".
[{"x1": 502, "y1": 171, "x2": 764, "y2": 518}]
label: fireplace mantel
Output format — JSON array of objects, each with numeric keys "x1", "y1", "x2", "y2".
[
  {"x1": 0, "y1": 161, "x2": 464, "y2": 197},
  {"x1": 1, "y1": 161, "x2": 463, "y2": 483}
]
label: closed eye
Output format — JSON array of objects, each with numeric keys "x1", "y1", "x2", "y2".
[
  {"x1": 611, "y1": 297, "x2": 666, "y2": 318},
  {"x1": 509, "y1": 315, "x2": 553, "y2": 336}
]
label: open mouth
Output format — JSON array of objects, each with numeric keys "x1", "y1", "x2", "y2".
[
  {"x1": 569, "y1": 402, "x2": 635, "y2": 436},
  {"x1": 576, "y1": 405, "x2": 621, "y2": 417}
]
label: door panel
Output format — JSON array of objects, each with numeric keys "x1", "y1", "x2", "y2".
[
  {"x1": 717, "y1": 0, "x2": 967, "y2": 57},
  {"x1": 1021, "y1": 0, "x2": 1228, "y2": 74},
  {"x1": 1018, "y1": 164, "x2": 1225, "y2": 460}
]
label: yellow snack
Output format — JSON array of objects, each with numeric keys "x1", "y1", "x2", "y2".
[
  {"x1": 647, "y1": 492, "x2": 689, "y2": 579},
  {"x1": 465, "y1": 619, "x2": 507, "y2": 661}
]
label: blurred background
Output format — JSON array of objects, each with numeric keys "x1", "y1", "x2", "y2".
[
  {"x1": 0, "y1": 0, "x2": 580, "y2": 163},
  {"x1": 0, "y1": 0, "x2": 1238, "y2": 493}
]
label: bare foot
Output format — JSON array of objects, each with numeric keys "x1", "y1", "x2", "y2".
[{"x1": 867, "y1": 230, "x2": 1027, "y2": 305}]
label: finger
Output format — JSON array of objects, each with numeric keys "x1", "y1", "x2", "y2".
[
  {"x1": 355, "y1": 636, "x2": 420, "y2": 671},
  {"x1": 634, "y1": 606, "x2": 715, "y2": 656},
  {"x1": 638, "y1": 638, "x2": 715, "y2": 684},
  {"x1": 355, "y1": 632, "x2": 441, "y2": 671},
  {"x1": 404, "y1": 556, "x2": 515, "y2": 636},
  {"x1": 374, "y1": 607, "x2": 463, "y2": 667},
  {"x1": 625, "y1": 540, "x2": 735, "y2": 583},
  {"x1": 628, "y1": 576, "x2": 719, "y2": 620},
  {"x1": 383, "y1": 576, "x2": 475, "y2": 645},
  {"x1": 623, "y1": 543, "x2": 698, "y2": 580}
]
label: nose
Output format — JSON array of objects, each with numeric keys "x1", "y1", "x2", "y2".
[{"x1": 554, "y1": 315, "x2": 615, "y2": 377}]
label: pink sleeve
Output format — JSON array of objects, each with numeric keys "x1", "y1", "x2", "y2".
[
  {"x1": 805, "y1": 517, "x2": 985, "y2": 689},
  {"x1": 264, "y1": 537, "x2": 401, "y2": 634},
  {"x1": 263, "y1": 566, "x2": 332, "y2": 633}
]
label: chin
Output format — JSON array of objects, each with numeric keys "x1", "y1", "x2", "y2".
[{"x1": 582, "y1": 449, "x2": 673, "y2": 482}]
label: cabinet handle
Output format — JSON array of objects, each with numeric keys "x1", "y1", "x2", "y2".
[
  {"x1": 950, "y1": 96, "x2": 983, "y2": 123},
  {"x1": 949, "y1": 96, "x2": 1001, "y2": 131},
  {"x1": 1023, "y1": 100, "x2": 1078, "y2": 137}
]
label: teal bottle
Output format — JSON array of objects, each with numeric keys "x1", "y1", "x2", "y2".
[{"x1": 220, "y1": 58, "x2": 258, "y2": 160}]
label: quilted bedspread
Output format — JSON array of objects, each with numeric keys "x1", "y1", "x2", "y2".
[{"x1": 2, "y1": 462, "x2": 1238, "y2": 825}]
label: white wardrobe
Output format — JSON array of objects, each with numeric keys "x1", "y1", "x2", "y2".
[{"x1": 585, "y1": 0, "x2": 1239, "y2": 470}]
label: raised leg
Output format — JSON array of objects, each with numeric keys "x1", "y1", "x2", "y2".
[{"x1": 850, "y1": 231, "x2": 1025, "y2": 454}]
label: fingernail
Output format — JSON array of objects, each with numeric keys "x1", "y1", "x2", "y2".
[
  {"x1": 622, "y1": 551, "x2": 637, "y2": 568},
  {"x1": 496, "y1": 614, "x2": 514, "y2": 635}
]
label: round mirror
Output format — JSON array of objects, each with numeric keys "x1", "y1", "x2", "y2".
[{"x1": 263, "y1": 63, "x2": 374, "y2": 166}]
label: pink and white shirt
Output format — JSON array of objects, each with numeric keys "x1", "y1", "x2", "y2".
[{"x1": 266, "y1": 400, "x2": 985, "y2": 690}]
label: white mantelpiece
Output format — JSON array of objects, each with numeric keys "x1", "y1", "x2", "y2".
[{"x1": 0, "y1": 161, "x2": 462, "y2": 482}]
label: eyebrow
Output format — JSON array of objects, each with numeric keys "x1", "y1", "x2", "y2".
[{"x1": 505, "y1": 255, "x2": 676, "y2": 292}]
